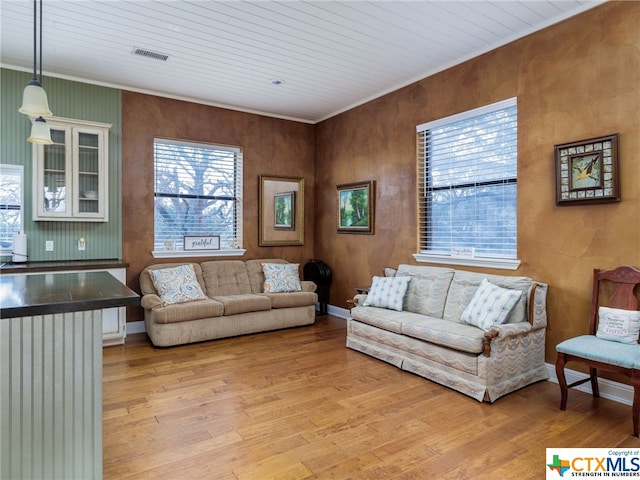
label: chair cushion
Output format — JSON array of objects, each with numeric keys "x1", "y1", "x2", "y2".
[
  {"x1": 556, "y1": 335, "x2": 640, "y2": 369},
  {"x1": 596, "y1": 306, "x2": 640, "y2": 344}
]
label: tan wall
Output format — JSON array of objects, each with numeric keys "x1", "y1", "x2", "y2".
[
  {"x1": 122, "y1": 92, "x2": 315, "y2": 322},
  {"x1": 314, "y1": 1, "x2": 640, "y2": 365}
]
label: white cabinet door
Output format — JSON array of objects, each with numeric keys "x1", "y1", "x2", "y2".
[{"x1": 33, "y1": 116, "x2": 111, "y2": 222}]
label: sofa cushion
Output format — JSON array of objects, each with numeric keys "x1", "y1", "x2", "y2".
[
  {"x1": 596, "y1": 306, "x2": 640, "y2": 344},
  {"x1": 212, "y1": 294, "x2": 272, "y2": 315},
  {"x1": 147, "y1": 299, "x2": 224, "y2": 324},
  {"x1": 401, "y1": 317, "x2": 486, "y2": 355},
  {"x1": 350, "y1": 306, "x2": 427, "y2": 335},
  {"x1": 461, "y1": 278, "x2": 522, "y2": 331},
  {"x1": 262, "y1": 263, "x2": 302, "y2": 293},
  {"x1": 201, "y1": 261, "x2": 252, "y2": 296},
  {"x1": 396, "y1": 265, "x2": 455, "y2": 317},
  {"x1": 363, "y1": 276, "x2": 412, "y2": 311},
  {"x1": 149, "y1": 264, "x2": 209, "y2": 305},
  {"x1": 246, "y1": 258, "x2": 287, "y2": 294},
  {"x1": 261, "y1": 291, "x2": 318, "y2": 309},
  {"x1": 442, "y1": 270, "x2": 532, "y2": 324}
]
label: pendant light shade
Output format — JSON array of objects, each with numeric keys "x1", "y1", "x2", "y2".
[
  {"x1": 20, "y1": 0, "x2": 52, "y2": 118},
  {"x1": 27, "y1": 116, "x2": 53, "y2": 144},
  {"x1": 19, "y1": 78, "x2": 52, "y2": 117}
]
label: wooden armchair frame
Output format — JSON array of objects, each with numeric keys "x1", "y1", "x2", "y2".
[{"x1": 555, "y1": 265, "x2": 640, "y2": 437}]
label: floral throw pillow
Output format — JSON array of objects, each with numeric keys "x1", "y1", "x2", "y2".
[
  {"x1": 262, "y1": 263, "x2": 302, "y2": 293},
  {"x1": 149, "y1": 264, "x2": 208, "y2": 305},
  {"x1": 596, "y1": 306, "x2": 640, "y2": 344},
  {"x1": 461, "y1": 278, "x2": 522, "y2": 331}
]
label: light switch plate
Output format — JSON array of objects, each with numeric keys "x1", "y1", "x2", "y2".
[{"x1": 45, "y1": 240, "x2": 54, "y2": 251}]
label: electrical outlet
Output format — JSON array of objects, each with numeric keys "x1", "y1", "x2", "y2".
[
  {"x1": 45, "y1": 240, "x2": 54, "y2": 251},
  {"x1": 78, "y1": 238, "x2": 86, "y2": 251}
]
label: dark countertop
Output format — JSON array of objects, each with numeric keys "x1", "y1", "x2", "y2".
[
  {"x1": 0, "y1": 271, "x2": 140, "y2": 319},
  {"x1": 0, "y1": 259, "x2": 128, "y2": 274}
]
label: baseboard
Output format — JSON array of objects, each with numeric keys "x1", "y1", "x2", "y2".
[
  {"x1": 545, "y1": 363, "x2": 632, "y2": 406},
  {"x1": 125, "y1": 320, "x2": 146, "y2": 334},
  {"x1": 125, "y1": 309, "x2": 632, "y2": 407}
]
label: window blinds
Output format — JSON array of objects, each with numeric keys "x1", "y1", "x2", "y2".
[
  {"x1": 154, "y1": 139, "x2": 242, "y2": 251},
  {"x1": 416, "y1": 98, "x2": 517, "y2": 259}
]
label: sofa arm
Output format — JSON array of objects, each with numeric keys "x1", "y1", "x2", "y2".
[
  {"x1": 301, "y1": 280, "x2": 317, "y2": 293},
  {"x1": 141, "y1": 294, "x2": 163, "y2": 310},
  {"x1": 483, "y1": 322, "x2": 535, "y2": 357},
  {"x1": 346, "y1": 294, "x2": 368, "y2": 310}
]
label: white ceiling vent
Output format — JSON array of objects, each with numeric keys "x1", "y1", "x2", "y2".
[{"x1": 131, "y1": 47, "x2": 169, "y2": 62}]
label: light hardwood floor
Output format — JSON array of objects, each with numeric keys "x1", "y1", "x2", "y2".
[{"x1": 103, "y1": 316, "x2": 639, "y2": 479}]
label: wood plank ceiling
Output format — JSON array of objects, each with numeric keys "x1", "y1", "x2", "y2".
[{"x1": 1, "y1": 0, "x2": 603, "y2": 123}]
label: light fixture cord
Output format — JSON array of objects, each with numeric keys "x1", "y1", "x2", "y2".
[
  {"x1": 39, "y1": 0, "x2": 43, "y2": 84},
  {"x1": 31, "y1": 0, "x2": 37, "y2": 80}
]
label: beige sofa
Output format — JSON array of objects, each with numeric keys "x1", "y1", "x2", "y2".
[
  {"x1": 140, "y1": 259, "x2": 317, "y2": 347},
  {"x1": 347, "y1": 264, "x2": 549, "y2": 402}
]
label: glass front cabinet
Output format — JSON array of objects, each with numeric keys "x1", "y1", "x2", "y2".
[{"x1": 33, "y1": 117, "x2": 111, "y2": 222}]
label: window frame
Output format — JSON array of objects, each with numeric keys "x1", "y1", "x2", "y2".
[
  {"x1": 152, "y1": 138, "x2": 245, "y2": 259},
  {"x1": 0, "y1": 164, "x2": 24, "y2": 256},
  {"x1": 414, "y1": 98, "x2": 521, "y2": 270}
]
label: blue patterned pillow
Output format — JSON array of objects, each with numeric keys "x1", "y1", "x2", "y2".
[
  {"x1": 461, "y1": 278, "x2": 522, "y2": 330},
  {"x1": 149, "y1": 264, "x2": 208, "y2": 305},
  {"x1": 362, "y1": 275, "x2": 412, "y2": 311},
  {"x1": 262, "y1": 263, "x2": 302, "y2": 293}
]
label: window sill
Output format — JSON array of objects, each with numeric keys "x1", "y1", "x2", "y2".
[
  {"x1": 152, "y1": 249, "x2": 246, "y2": 259},
  {"x1": 413, "y1": 253, "x2": 521, "y2": 271}
]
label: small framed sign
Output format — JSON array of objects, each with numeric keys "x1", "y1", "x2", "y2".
[{"x1": 184, "y1": 235, "x2": 220, "y2": 251}]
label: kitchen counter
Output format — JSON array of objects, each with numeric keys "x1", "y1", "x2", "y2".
[
  {"x1": 0, "y1": 271, "x2": 139, "y2": 318},
  {"x1": 0, "y1": 258, "x2": 128, "y2": 274}
]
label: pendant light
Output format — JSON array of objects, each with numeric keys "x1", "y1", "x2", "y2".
[{"x1": 20, "y1": 0, "x2": 53, "y2": 144}]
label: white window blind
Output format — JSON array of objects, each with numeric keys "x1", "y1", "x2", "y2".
[
  {"x1": 0, "y1": 164, "x2": 23, "y2": 253},
  {"x1": 416, "y1": 98, "x2": 517, "y2": 261},
  {"x1": 154, "y1": 139, "x2": 242, "y2": 252}
]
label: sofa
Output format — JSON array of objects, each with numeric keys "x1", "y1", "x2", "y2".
[
  {"x1": 346, "y1": 264, "x2": 549, "y2": 402},
  {"x1": 140, "y1": 259, "x2": 317, "y2": 347}
]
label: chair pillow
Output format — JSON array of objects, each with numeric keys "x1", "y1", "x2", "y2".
[
  {"x1": 149, "y1": 264, "x2": 208, "y2": 305},
  {"x1": 262, "y1": 263, "x2": 302, "y2": 293},
  {"x1": 362, "y1": 275, "x2": 412, "y2": 311},
  {"x1": 596, "y1": 306, "x2": 640, "y2": 344},
  {"x1": 461, "y1": 278, "x2": 523, "y2": 331}
]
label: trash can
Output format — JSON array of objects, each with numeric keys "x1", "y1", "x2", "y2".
[{"x1": 303, "y1": 260, "x2": 332, "y2": 315}]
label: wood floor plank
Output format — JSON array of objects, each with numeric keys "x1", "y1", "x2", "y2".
[{"x1": 103, "y1": 316, "x2": 639, "y2": 479}]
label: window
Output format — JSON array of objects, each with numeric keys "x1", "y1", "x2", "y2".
[
  {"x1": 0, "y1": 164, "x2": 24, "y2": 254},
  {"x1": 153, "y1": 139, "x2": 243, "y2": 255},
  {"x1": 416, "y1": 98, "x2": 519, "y2": 269}
]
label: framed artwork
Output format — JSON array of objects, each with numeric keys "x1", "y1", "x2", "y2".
[
  {"x1": 274, "y1": 191, "x2": 295, "y2": 230},
  {"x1": 554, "y1": 134, "x2": 620, "y2": 205},
  {"x1": 259, "y1": 175, "x2": 304, "y2": 246},
  {"x1": 337, "y1": 180, "x2": 375, "y2": 234}
]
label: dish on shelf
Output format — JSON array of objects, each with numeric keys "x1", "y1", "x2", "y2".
[{"x1": 80, "y1": 190, "x2": 98, "y2": 199}]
